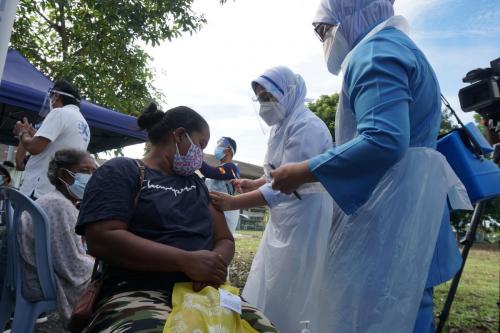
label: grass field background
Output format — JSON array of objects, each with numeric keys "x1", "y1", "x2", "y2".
[{"x1": 231, "y1": 230, "x2": 499, "y2": 333}]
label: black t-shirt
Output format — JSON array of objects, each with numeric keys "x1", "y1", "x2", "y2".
[{"x1": 76, "y1": 157, "x2": 214, "y2": 290}]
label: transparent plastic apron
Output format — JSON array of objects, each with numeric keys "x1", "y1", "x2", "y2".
[
  {"x1": 319, "y1": 16, "x2": 472, "y2": 333},
  {"x1": 243, "y1": 108, "x2": 334, "y2": 333}
]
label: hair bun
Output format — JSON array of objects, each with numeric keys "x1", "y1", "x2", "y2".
[{"x1": 138, "y1": 102, "x2": 164, "y2": 131}]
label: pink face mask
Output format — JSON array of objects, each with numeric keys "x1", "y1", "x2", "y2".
[{"x1": 172, "y1": 132, "x2": 203, "y2": 176}]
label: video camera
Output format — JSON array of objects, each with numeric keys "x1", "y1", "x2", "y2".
[{"x1": 459, "y1": 57, "x2": 500, "y2": 119}]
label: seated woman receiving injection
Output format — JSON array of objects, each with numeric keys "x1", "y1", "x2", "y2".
[{"x1": 76, "y1": 103, "x2": 278, "y2": 332}]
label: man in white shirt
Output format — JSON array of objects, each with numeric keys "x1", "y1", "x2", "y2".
[{"x1": 13, "y1": 80, "x2": 90, "y2": 199}]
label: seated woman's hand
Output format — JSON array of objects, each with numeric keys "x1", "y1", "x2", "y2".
[
  {"x1": 192, "y1": 281, "x2": 208, "y2": 292},
  {"x1": 183, "y1": 250, "x2": 227, "y2": 285},
  {"x1": 210, "y1": 191, "x2": 235, "y2": 211}
]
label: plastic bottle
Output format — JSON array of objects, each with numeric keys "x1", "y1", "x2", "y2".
[{"x1": 300, "y1": 320, "x2": 311, "y2": 333}]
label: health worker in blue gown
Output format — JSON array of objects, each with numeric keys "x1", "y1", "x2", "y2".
[{"x1": 270, "y1": 0, "x2": 473, "y2": 332}]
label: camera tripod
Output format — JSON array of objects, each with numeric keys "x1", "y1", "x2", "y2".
[
  {"x1": 436, "y1": 96, "x2": 499, "y2": 332},
  {"x1": 435, "y1": 200, "x2": 490, "y2": 333}
]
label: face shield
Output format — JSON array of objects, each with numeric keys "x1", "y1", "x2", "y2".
[
  {"x1": 39, "y1": 88, "x2": 80, "y2": 118},
  {"x1": 216, "y1": 137, "x2": 235, "y2": 155},
  {"x1": 251, "y1": 85, "x2": 296, "y2": 128},
  {"x1": 214, "y1": 137, "x2": 235, "y2": 162},
  {"x1": 323, "y1": 25, "x2": 349, "y2": 75},
  {"x1": 250, "y1": 97, "x2": 270, "y2": 135},
  {"x1": 39, "y1": 90, "x2": 53, "y2": 119}
]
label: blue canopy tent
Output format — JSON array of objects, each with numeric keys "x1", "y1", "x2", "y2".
[{"x1": 0, "y1": 50, "x2": 147, "y2": 153}]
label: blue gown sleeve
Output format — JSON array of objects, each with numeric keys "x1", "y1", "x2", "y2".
[
  {"x1": 309, "y1": 40, "x2": 414, "y2": 214},
  {"x1": 199, "y1": 162, "x2": 239, "y2": 180}
]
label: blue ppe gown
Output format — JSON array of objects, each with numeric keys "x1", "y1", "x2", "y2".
[{"x1": 309, "y1": 27, "x2": 463, "y2": 331}]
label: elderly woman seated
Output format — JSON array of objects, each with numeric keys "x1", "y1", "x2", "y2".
[
  {"x1": 76, "y1": 103, "x2": 278, "y2": 332},
  {"x1": 17, "y1": 148, "x2": 96, "y2": 324}
]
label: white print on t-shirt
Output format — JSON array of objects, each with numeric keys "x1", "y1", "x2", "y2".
[
  {"x1": 143, "y1": 180, "x2": 197, "y2": 197},
  {"x1": 78, "y1": 122, "x2": 90, "y2": 143}
]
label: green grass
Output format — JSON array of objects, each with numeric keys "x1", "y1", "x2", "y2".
[
  {"x1": 234, "y1": 231, "x2": 499, "y2": 332},
  {"x1": 229, "y1": 230, "x2": 264, "y2": 289},
  {"x1": 434, "y1": 245, "x2": 499, "y2": 332},
  {"x1": 235, "y1": 230, "x2": 263, "y2": 255}
]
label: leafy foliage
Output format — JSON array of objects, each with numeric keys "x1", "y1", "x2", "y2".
[
  {"x1": 307, "y1": 93, "x2": 339, "y2": 140},
  {"x1": 10, "y1": 0, "x2": 215, "y2": 115},
  {"x1": 440, "y1": 107, "x2": 459, "y2": 135}
]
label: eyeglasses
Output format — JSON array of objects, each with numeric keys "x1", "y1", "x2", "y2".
[
  {"x1": 252, "y1": 91, "x2": 277, "y2": 103},
  {"x1": 314, "y1": 23, "x2": 336, "y2": 43}
]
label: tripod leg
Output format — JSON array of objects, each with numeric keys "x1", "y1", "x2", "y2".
[{"x1": 436, "y1": 201, "x2": 486, "y2": 333}]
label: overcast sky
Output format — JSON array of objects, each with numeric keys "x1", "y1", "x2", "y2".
[{"x1": 122, "y1": 0, "x2": 500, "y2": 165}]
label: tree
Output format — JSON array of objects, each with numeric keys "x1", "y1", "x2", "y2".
[
  {"x1": 307, "y1": 93, "x2": 339, "y2": 140},
  {"x1": 440, "y1": 107, "x2": 459, "y2": 135},
  {"x1": 11, "y1": 0, "x2": 228, "y2": 116}
]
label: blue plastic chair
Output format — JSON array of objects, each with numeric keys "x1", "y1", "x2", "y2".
[{"x1": 0, "y1": 187, "x2": 57, "y2": 332}]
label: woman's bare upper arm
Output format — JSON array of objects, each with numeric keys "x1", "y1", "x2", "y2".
[
  {"x1": 209, "y1": 204, "x2": 234, "y2": 243},
  {"x1": 85, "y1": 220, "x2": 128, "y2": 240}
]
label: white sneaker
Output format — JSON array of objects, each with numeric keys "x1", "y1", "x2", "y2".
[{"x1": 5, "y1": 313, "x2": 48, "y2": 329}]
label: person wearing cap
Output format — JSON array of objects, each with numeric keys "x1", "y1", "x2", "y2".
[
  {"x1": 200, "y1": 137, "x2": 241, "y2": 233},
  {"x1": 269, "y1": 1, "x2": 473, "y2": 332},
  {"x1": 13, "y1": 80, "x2": 90, "y2": 199}
]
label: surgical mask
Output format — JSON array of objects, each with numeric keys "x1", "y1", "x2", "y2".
[
  {"x1": 214, "y1": 146, "x2": 226, "y2": 161},
  {"x1": 60, "y1": 169, "x2": 91, "y2": 200},
  {"x1": 173, "y1": 132, "x2": 204, "y2": 176},
  {"x1": 323, "y1": 25, "x2": 350, "y2": 75},
  {"x1": 259, "y1": 102, "x2": 286, "y2": 126}
]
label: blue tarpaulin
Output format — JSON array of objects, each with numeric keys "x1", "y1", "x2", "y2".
[{"x1": 0, "y1": 49, "x2": 147, "y2": 152}]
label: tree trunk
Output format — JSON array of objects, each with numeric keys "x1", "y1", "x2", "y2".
[{"x1": 57, "y1": 0, "x2": 68, "y2": 61}]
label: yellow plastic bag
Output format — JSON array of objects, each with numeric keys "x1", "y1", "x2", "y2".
[{"x1": 163, "y1": 282, "x2": 258, "y2": 333}]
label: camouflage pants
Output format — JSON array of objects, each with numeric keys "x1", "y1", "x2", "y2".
[{"x1": 84, "y1": 290, "x2": 279, "y2": 333}]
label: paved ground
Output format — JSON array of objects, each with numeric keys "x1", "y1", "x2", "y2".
[{"x1": 35, "y1": 312, "x2": 65, "y2": 333}]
